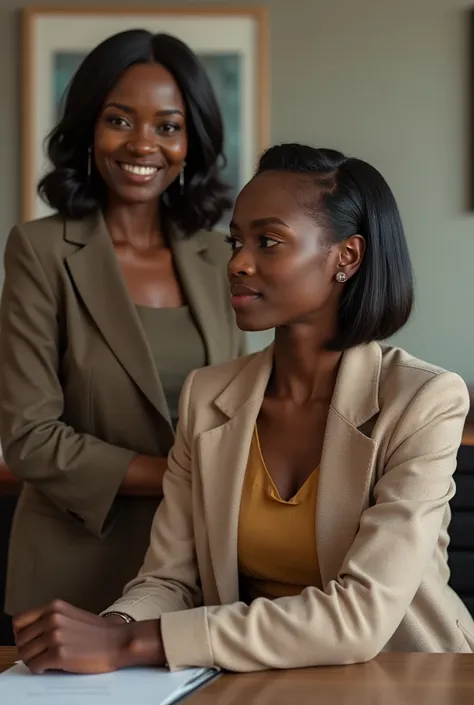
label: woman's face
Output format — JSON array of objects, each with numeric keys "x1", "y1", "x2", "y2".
[
  {"x1": 227, "y1": 171, "x2": 363, "y2": 334},
  {"x1": 93, "y1": 62, "x2": 187, "y2": 206}
]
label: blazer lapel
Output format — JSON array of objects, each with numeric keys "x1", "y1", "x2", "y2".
[
  {"x1": 316, "y1": 342, "x2": 382, "y2": 586},
  {"x1": 171, "y1": 231, "x2": 227, "y2": 366},
  {"x1": 198, "y1": 347, "x2": 274, "y2": 603},
  {"x1": 63, "y1": 214, "x2": 171, "y2": 424}
]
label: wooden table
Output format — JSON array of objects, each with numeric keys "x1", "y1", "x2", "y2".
[
  {"x1": 0, "y1": 647, "x2": 16, "y2": 673},
  {"x1": 1, "y1": 648, "x2": 474, "y2": 703}
]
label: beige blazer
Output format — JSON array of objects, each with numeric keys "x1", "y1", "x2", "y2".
[
  {"x1": 0, "y1": 212, "x2": 244, "y2": 615},
  {"x1": 108, "y1": 342, "x2": 474, "y2": 671}
]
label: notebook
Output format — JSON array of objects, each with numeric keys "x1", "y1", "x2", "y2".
[{"x1": 0, "y1": 661, "x2": 219, "y2": 704}]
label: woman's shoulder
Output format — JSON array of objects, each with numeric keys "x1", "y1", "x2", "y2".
[
  {"x1": 7, "y1": 214, "x2": 95, "y2": 272},
  {"x1": 8, "y1": 213, "x2": 70, "y2": 258},
  {"x1": 379, "y1": 344, "x2": 469, "y2": 417},
  {"x1": 12, "y1": 213, "x2": 65, "y2": 239},
  {"x1": 191, "y1": 349, "x2": 261, "y2": 387},
  {"x1": 185, "y1": 347, "x2": 268, "y2": 413}
]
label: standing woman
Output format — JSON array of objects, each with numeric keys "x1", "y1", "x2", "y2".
[{"x1": 0, "y1": 29, "x2": 244, "y2": 616}]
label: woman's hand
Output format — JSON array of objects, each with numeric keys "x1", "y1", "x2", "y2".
[{"x1": 13, "y1": 600, "x2": 165, "y2": 674}]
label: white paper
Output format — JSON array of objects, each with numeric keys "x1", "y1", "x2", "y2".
[{"x1": 0, "y1": 661, "x2": 219, "y2": 705}]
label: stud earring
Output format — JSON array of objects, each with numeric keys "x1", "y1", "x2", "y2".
[
  {"x1": 179, "y1": 161, "x2": 186, "y2": 194},
  {"x1": 87, "y1": 147, "x2": 92, "y2": 179},
  {"x1": 335, "y1": 271, "x2": 347, "y2": 283}
]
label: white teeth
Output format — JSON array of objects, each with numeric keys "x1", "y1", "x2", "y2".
[{"x1": 120, "y1": 163, "x2": 157, "y2": 176}]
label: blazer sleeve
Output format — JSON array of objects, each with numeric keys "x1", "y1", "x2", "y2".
[
  {"x1": 0, "y1": 225, "x2": 137, "y2": 538},
  {"x1": 104, "y1": 369, "x2": 202, "y2": 617},
  {"x1": 114, "y1": 370, "x2": 468, "y2": 671}
]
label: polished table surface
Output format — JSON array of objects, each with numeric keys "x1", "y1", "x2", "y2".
[{"x1": 1, "y1": 648, "x2": 474, "y2": 704}]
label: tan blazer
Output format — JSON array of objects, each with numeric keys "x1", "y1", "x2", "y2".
[
  {"x1": 107, "y1": 342, "x2": 474, "y2": 671},
  {"x1": 0, "y1": 212, "x2": 244, "y2": 615}
]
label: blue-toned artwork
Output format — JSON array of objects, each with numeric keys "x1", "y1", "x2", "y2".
[
  {"x1": 198, "y1": 53, "x2": 241, "y2": 201},
  {"x1": 53, "y1": 50, "x2": 242, "y2": 201},
  {"x1": 53, "y1": 52, "x2": 84, "y2": 118}
]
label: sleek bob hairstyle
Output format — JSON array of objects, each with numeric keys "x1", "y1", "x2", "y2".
[
  {"x1": 256, "y1": 143, "x2": 414, "y2": 350},
  {"x1": 38, "y1": 29, "x2": 231, "y2": 234}
]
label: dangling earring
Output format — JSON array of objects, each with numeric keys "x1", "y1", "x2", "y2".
[
  {"x1": 179, "y1": 161, "x2": 186, "y2": 194},
  {"x1": 87, "y1": 147, "x2": 92, "y2": 179},
  {"x1": 335, "y1": 271, "x2": 347, "y2": 283}
]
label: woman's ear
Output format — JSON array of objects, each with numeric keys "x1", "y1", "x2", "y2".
[{"x1": 337, "y1": 234, "x2": 365, "y2": 279}]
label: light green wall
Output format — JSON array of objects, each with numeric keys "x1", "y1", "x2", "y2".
[{"x1": 0, "y1": 0, "x2": 472, "y2": 377}]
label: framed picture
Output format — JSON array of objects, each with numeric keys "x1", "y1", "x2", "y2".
[{"x1": 20, "y1": 6, "x2": 269, "y2": 222}]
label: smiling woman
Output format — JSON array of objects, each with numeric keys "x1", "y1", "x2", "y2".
[{"x1": 0, "y1": 29, "x2": 245, "y2": 620}]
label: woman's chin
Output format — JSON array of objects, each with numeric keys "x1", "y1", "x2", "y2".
[{"x1": 234, "y1": 314, "x2": 275, "y2": 333}]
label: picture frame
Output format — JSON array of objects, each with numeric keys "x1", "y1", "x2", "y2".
[{"x1": 20, "y1": 6, "x2": 269, "y2": 222}]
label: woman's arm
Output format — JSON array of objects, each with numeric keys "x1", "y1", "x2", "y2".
[{"x1": 0, "y1": 225, "x2": 164, "y2": 537}]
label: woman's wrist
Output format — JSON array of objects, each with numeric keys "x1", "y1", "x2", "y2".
[
  {"x1": 116, "y1": 619, "x2": 166, "y2": 669},
  {"x1": 120, "y1": 455, "x2": 167, "y2": 496}
]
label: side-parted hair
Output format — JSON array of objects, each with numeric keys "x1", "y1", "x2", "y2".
[
  {"x1": 257, "y1": 144, "x2": 414, "y2": 349},
  {"x1": 38, "y1": 30, "x2": 231, "y2": 235}
]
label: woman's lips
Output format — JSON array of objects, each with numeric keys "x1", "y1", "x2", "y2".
[
  {"x1": 115, "y1": 161, "x2": 161, "y2": 184},
  {"x1": 231, "y1": 293, "x2": 262, "y2": 308}
]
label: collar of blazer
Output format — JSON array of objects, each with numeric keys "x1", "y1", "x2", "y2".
[
  {"x1": 62, "y1": 211, "x2": 225, "y2": 426},
  {"x1": 198, "y1": 342, "x2": 382, "y2": 602}
]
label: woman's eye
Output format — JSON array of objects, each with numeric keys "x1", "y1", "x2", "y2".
[
  {"x1": 106, "y1": 116, "x2": 130, "y2": 128},
  {"x1": 224, "y1": 235, "x2": 243, "y2": 251},
  {"x1": 158, "y1": 123, "x2": 181, "y2": 135},
  {"x1": 260, "y1": 236, "x2": 279, "y2": 248}
]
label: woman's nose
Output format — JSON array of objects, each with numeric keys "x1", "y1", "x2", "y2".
[
  {"x1": 228, "y1": 248, "x2": 256, "y2": 277},
  {"x1": 126, "y1": 130, "x2": 159, "y2": 157}
]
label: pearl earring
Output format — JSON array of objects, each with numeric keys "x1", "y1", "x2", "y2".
[{"x1": 335, "y1": 271, "x2": 347, "y2": 283}]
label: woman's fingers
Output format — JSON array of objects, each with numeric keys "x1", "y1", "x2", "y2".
[
  {"x1": 12, "y1": 605, "x2": 46, "y2": 633},
  {"x1": 16, "y1": 633, "x2": 51, "y2": 673}
]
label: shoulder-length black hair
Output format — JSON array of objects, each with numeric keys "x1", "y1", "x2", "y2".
[
  {"x1": 257, "y1": 144, "x2": 414, "y2": 349},
  {"x1": 38, "y1": 29, "x2": 231, "y2": 234}
]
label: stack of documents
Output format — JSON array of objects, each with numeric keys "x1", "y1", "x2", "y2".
[{"x1": 0, "y1": 661, "x2": 219, "y2": 704}]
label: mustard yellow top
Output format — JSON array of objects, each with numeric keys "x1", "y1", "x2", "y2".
[{"x1": 238, "y1": 426, "x2": 321, "y2": 603}]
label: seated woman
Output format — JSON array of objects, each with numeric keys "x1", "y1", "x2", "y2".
[{"x1": 13, "y1": 144, "x2": 474, "y2": 674}]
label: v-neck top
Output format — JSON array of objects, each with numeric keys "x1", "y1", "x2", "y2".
[
  {"x1": 238, "y1": 426, "x2": 322, "y2": 603},
  {"x1": 135, "y1": 305, "x2": 206, "y2": 428}
]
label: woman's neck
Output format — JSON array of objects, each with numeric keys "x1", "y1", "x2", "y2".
[
  {"x1": 103, "y1": 200, "x2": 166, "y2": 250},
  {"x1": 270, "y1": 323, "x2": 342, "y2": 405}
]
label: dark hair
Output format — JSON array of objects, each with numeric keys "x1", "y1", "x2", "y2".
[
  {"x1": 38, "y1": 30, "x2": 231, "y2": 234},
  {"x1": 257, "y1": 143, "x2": 414, "y2": 349}
]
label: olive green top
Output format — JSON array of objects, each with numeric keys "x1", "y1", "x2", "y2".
[{"x1": 135, "y1": 304, "x2": 206, "y2": 428}]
